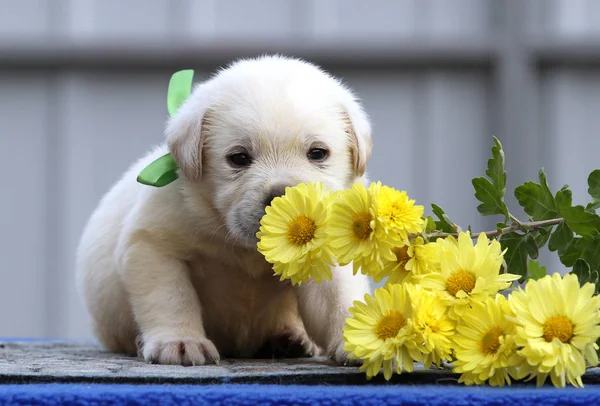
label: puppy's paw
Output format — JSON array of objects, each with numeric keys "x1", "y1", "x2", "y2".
[
  {"x1": 139, "y1": 336, "x2": 220, "y2": 366},
  {"x1": 276, "y1": 327, "x2": 322, "y2": 358},
  {"x1": 254, "y1": 327, "x2": 321, "y2": 359},
  {"x1": 329, "y1": 341, "x2": 362, "y2": 366}
]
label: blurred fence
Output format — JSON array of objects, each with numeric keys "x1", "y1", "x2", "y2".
[{"x1": 1, "y1": 0, "x2": 599, "y2": 339}]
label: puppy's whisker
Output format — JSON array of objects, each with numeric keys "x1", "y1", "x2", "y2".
[
  {"x1": 224, "y1": 230, "x2": 236, "y2": 245},
  {"x1": 210, "y1": 223, "x2": 227, "y2": 238},
  {"x1": 230, "y1": 233, "x2": 242, "y2": 246},
  {"x1": 208, "y1": 216, "x2": 227, "y2": 237}
]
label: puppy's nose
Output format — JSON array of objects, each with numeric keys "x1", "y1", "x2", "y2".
[{"x1": 263, "y1": 184, "x2": 289, "y2": 208}]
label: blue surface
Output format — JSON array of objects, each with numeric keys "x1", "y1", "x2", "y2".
[{"x1": 1, "y1": 383, "x2": 600, "y2": 406}]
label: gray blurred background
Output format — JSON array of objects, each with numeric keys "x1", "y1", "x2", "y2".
[{"x1": 1, "y1": 0, "x2": 599, "y2": 340}]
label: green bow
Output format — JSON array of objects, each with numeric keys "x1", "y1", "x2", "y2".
[{"x1": 136, "y1": 69, "x2": 194, "y2": 187}]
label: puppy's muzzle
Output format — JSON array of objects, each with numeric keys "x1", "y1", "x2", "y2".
[
  {"x1": 262, "y1": 183, "x2": 292, "y2": 209},
  {"x1": 237, "y1": 182, "x2": 297, "y2": 244}
]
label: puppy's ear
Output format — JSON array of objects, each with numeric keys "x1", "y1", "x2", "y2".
[
  {"x1": 341, "y1": 100, "x2": 373, "y2": 178},
  {"x1": 165, "y1": 83, "x2": 212, "y2": 182}
]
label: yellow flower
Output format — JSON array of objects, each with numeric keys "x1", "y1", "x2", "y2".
[
  {"x1": 343, "y1": 284, "x2": 422, "y2": 380},
  {"x1": 329, "y1": 182, "x2": 396, "y2": 278},
  {"x1": 508, "y1": 273, "x2": 600, "y2": 388},
  {"x1": 452, "y1": 294, "x2": 523, "y2": 387},
  {"x1": 271, "y1": 252, "x2": 334, "y2": 285},
  {"x1": 406, "y1": 284, "x2": 454, "y2": 368},
  {"x1": 378, "y1": 237, "x2": 440, "y2": 285},
  {"x1": 257, "y1": 182, "x2": 334, "y2": 285},
  {"x1": 369, "y1": 182, "x2": 424, "y2": 245},
  {"x1": 350, "y1": 254, "x2": 389, "y2": 282},
  {"x1": 420, "y1": 232, "x2": 520, "y2": 320}
]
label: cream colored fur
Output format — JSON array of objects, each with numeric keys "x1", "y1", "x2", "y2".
[{"x1": 76, "y1": 55, "x2": 373, "y2": 365}]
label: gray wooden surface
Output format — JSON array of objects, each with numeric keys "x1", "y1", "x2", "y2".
[
  {"x1": 0, "y1": 341, "x2": 455, "y2": 385},
  {"x1": 1, "y1": 0, "x2": 599, "y2": 342},
  {"x1": 1, "y1": 341, "x2": 600, "y2": 386}
]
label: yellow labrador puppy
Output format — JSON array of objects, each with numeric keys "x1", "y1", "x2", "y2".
[{"x1": 76, "y1": 55, "x2": 372, "y2": 365}]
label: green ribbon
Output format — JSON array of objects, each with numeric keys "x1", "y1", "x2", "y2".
[
  {"x1": 136, "y1": 69, "x2": 194, "y2": 187},
  {"x1": 136, "y1": 152, "x2": 180, "y2": 187}
]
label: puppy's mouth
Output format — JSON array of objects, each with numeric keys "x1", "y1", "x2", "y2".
[{"x1": 229, "y1": 211, "x2": 264, "y2": 247}]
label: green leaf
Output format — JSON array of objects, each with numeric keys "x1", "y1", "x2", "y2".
[
  {"x1": 527, "y1": 259, "x2": 546, "y2": 281},
  {"x1": 136, "y1": 153, "x2": 179, "y2": 187},
  {"x1": 425, "y1": 216, "x2": 436, "y2": 233},
  {"x1": 526, "y1": 234, "x2": 539, "y2": 259},
  {"x1": 588, "y1": 171, "x2": 600, "y2": 212},
  {"x1": 548, "y1": 222, "x2": 573, "y2": 254},
  {"x1": 587, "y1": 198, "x2": 600, "y2": 212},
  {"x1": 588, "y1": 170, "x2": 600, "y2": 200},
  {"x1": 573, "y1": 258, "x2": 590, "y2": 275},
  {"x1": 514, "y1": 169, "x2": 559, "y2": 221},
  {"x1": 559, "y1": 236, "x2": 600, "y2": 271},
  {"x1": 472, "y1": 179, "x2": 508, "y2": 218},
  {"x1": 472, "y1": 137, "x2": 509, "y2": 220},
  {"x1": 570, "y1": 258, "x2": 599, "y2": 295},
  {"x1": 167, "y1": 69, "x2": 195, "y2": 117},
  {"x1": 500, "y1": 232, "x2": 530, "y2": 281},
  {"x1": 571, "y1": 259, "x2": 592, "y2": 285},
  {"x1": 555, "y1": 188, "x2": 600, "y2": 239},
  {"x1": 532, "y1": 227, "x2": 552, "y2": 249},
  {"x1": 431, "y1": 204, "x2": 457, "y2": 233}
]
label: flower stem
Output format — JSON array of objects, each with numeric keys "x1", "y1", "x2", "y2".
[
  {"x1": 424, "y1": 218, "x2": 564, "y2": 240},
  {"x1": 509, "y1": 213, "x2": 521, "y2": 225}
]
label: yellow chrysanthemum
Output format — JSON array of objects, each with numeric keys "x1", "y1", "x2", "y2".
[
  {"x1": 377, "y1": 237, "x2": 440, "y2": 285},
  {"x1": 256, "y1": 182, "x2": 334, "y2": 285},
  {"x1": 508, "y1": 273, "x2": 600, "y2": 388},
  {"x1": 329, "y1": 182, "x2": 396, "y2": 278},
  {"x1": 452, "y1": 294, "x2": 523, "y2": 387},
  {"x1": 419, "y1": 232, "x2": 520, "y2": 320},
  {"x1": 406, "y1": 284, "x2": 454, "y2": 368},
  {"x1": 271, "y1": 251, "x2": 334, "y2": 285},
  {"x1": 343, "y1": 284, "x2": 423, "y2": 380},
  {"x1": 369, "y1": 182, "x2": 424, "y2": 245}
]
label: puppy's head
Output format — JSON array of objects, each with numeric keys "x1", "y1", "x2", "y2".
[{"x1": 165, "y1": 55, "x2": 372, "y2": 247}]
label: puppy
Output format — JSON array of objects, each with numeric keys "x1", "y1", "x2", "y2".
[{"x1": 76, "y1": 55, "x2": 373, "y2": 365}]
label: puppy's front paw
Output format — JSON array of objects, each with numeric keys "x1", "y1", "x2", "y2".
[
  {"x1": 255, "y1": 327, "x2": 322, "y2": 359},
  {"x1": 329, "y1": 341, "x2": 362, "y2": 366},
  {"x1": 139, "y1": 336, "x2": 220, "y2": 366}
]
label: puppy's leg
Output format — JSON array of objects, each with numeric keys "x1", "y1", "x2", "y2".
[
  {"x1": 295, "y1": 264, "x2": 370, "y2": 364},
  {"x1": 120, "y1": 242, "x2": 219, "y2": 365}
]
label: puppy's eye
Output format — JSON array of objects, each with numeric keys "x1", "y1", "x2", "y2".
[
  {"x1": 228, "y1": 153, "x2": 252, "y2": 167},
  {"x1": 307, "y1": 148, "x2": 328, "y2": 162}
]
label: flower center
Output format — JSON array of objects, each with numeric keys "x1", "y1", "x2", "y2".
[
  {"x1": 374, "y1": 311, "x2": 406, "y2": 340},
  {"x1": 392, "y1": 246, "x2": 410, "y2": 269},
  {"x1": 446, "y1": 269, "x2": 476, "y2": 297},
  {"x1": 480, "y1": 326, "x2": 503, "y2": 354},
  {"x1": 418, "y1": 313, "x2": 440, "y2": 334},
  {"x1": 543, "y1": 315, "x2": 573, "y2": 343},
  {"x1": 380, "y1": 204, "x2": 403, "y2": 225},
  {"x1": 352, "y1": 212, "x2": 372, "y2": 240},
  {"x1": 287, "y1": 215, "x2": 317, "y2": 246}
]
